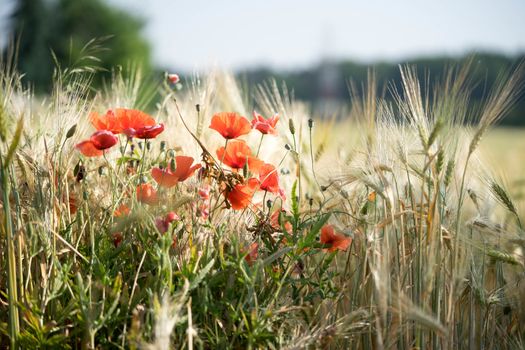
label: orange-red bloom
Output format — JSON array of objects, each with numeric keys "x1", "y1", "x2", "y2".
[
  {"x1": 136, "y1": 183, "x2": 158, "y2": 205},
  {"x1": 167, "y1": 73, "x2": 180, "y2": 84},
  {"x1": 90, "y1": 108, "x2": 160, "y2": 138},
  {"x1": 216, "y1": 140, "x2": 264, "y2": 172},
  {"x1": 259, "y1": 163, "x2": 280, "y2": 193},
  {"x1": 75, "y1": 140, "x2": 103, "y2": 157},
  {"x1": 209, "y1": 112, "x2": 251, "y2": 139},
  {"x1": 252, "y1": 111, "x2": 279, "y2": 135},
  {"x1": 320, "y1": 225, "x2": 352, "y2": 252},
  {"x1": 151, "y1": 156, "x2": 201, "y2": 188},
  {"x1": 244, "y1": 242, "x2": 259, "y2": 265},
  {"x1": 227, "y1": 178, "x2": 259, "y2": 210},
  {"x1": 76, "y1": 130, "x2": 118, "y2": 157},
  {"x1": 114, "y1": 204, "x2": 130, "y2": 218},
  {"x1": 156, "y1": 211, "x2": 180, "y2": 233},
  {"x1": 124, "y1": 123, "x2": 165, "y2": 139},
  {"x1": 90, "y1": 130, "x2": 118, "y2": 150},
  {"x1": 90, "y1": 110, "x2": 121, "y2": 134}
]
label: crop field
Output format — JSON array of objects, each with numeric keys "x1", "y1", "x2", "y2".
[{"x1": 1, "y1": 58, "x2": 525, "y2": 349}]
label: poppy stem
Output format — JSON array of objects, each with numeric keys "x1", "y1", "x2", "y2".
[
  {"x1": 255, "y1": 134, "x2": 265, "y2": 157},
  {"x1": 220, "y1": 139, "x2": 228, "y2": 167}
]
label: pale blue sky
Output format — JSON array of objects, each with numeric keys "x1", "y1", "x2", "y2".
[
  {"x1": 106, "y1": 0, "x2": 525, "y2": 71},
  {"x1": 3, "y1": 0, "x2": 525, "y2": 71}
]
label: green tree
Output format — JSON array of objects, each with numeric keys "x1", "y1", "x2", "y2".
[{"x1": 7, "y1": 0, "x2": 152, "y2": 91}]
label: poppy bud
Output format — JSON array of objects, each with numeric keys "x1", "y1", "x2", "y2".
[
  {"x1": 146, "y1": 141, "x2": 152, "y2": 151},
  {"x1": 284, "y1": 144, "x2": 291, "y2": 151},
  {"x1": 66, "y1": 124, "x2": 77, "y2": 139},
  {"x1": 288, "y1": 119, "x2": 296, "y2": 135},
  {"x1": 308, "y1": 118, "x2": 314, "y2": 128},
  {"x1": 167, "y1": 73, "x2": 180, "y2": 85},
  {"x1": 195, "y1": 104, "x2": 200, "y2": 112},
  {"x1": 98, "y1": 166, "x2": 106, "y2": 176},
  {"x1": 160, "y1": 141, "x2": 167, "y2": 152}
]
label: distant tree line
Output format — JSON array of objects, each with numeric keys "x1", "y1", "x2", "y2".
[
  {"x1": 3, "y1": 0, "x2": 524, "y2": 125},
  {"x1": 239, "y1": 53, "x2": 525, "y2": 125}
]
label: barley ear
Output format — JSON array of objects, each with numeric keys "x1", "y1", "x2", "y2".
[
  {"x1": 4, "y1": 115, "x2": 24, "y2": 169},
  {"x1": 0, "y1": 100, "x2": 7, "y2": 142}
]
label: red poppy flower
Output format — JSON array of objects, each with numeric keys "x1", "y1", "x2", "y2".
[
  {"x1": 123, "y1": 123, "x2": 165, "y2": 139},
  {"x1": 244, "y1": 242, "x2": 259, "y2": 265},
  {"x1": 216, "y1": 140, "x2": 264, "y2": 172},
  {"x1": 259, "y1": 163, "x2": 280, "y2": 193},
  {"x1": 167, "y1": 73, "x2": 180, "y2": 84},
  {"x1": 151, "y1": 156, "x2": 201, "y2": 188},
  {"x1": 90, "y1": 130, "x2": 118, "y2": 150},
  {"x1": 320, "y1": 225, "x2": 352, "y2": 252},
  {"x1": 90, "y1": 110, "x2": 121, "y2": 134},
  {"x1": 75, "y1": 140, "x2": 103, "y2": 157},
  {"x1": 252, "y1": 111, "x2": 279, "y2": 135},
  {"x1": 114, "y1": 204, "x2": 130, "y2": 218},
  {"x1": 90, "y1": 108, "x2": 158, "y2": 137},
  {"x1": 156, "y1": 211, "x2": 180, "y2": 233},
  {"x1": 136, "y1": 183, "x2": 158, "y2": 205},
  {"x1": 216, "y1": 140, "x2": 250, "y2": 169},
  {"x1": 209, "y1": 112, "x2": 251, "y2": 139},
  {"x1": 117, "y1": 108, "x2": 156, "y2": 133},
  {"x1": 227, "y1": 178, "x2": 260, "y2": 210}
]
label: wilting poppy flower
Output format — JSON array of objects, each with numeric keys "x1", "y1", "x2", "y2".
[
  {"x1": 75, "y1": 140, "x2": 103, "y2": 157},
  {"x1": 244, "y1": 242, "x2": 259, "y2": 265},
  {"x1": 167, "y1": 73, "x2": 180, "y2": 84},
  {"x1": 209, "y1": 112, "x2": 251, "y2": 139},
  {"x1": 320, "y1": 225, "x2": 352, "y2": 252},
  {"x1": 252, "y1": 111, "x2": 279, "y2": 135},
  {"x1": 259, "y1": 163, "x2": 280, "y2": 193},
  {"x1": 151, "y1": 156, "x2": 201, "y2": 188},
  {"x1": 136, "y1": 183, "x2": 158, "y2": 205},
  {"x1": 90, "y1": 130, "x2": 118, "y2": 150},
  {"x1": 216, "y1": 140, "x2": 264, "y2": 172},
  {"x1": 227, "y1": 178, "x2": 260, "y2": 210}
]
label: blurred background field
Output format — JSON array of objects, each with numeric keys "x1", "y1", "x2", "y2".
[{"x1": 1, "y1": 0, "x2": 525, "y2": 123}]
